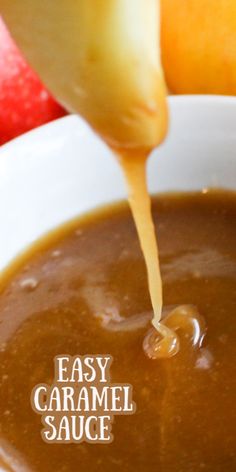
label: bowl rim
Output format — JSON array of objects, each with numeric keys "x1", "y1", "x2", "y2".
[
  {"x1": 1, "y1": 93, "x2": 236, "y2": 272},
  {"x1": 1, "y1": 94, "x2": 236, "y2": 155}
]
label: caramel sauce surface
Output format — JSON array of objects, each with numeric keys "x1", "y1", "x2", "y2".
[{"x1": 0, "y1": 191, "x2": 235, "y2": 471}]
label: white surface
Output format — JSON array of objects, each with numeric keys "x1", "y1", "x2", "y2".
[{"x1": 0, "y1": 95, "x2": 236, "y2": 271}]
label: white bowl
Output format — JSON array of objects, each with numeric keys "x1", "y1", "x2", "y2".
[{"x1": 0, "y1": 95, "x2": 236, "y2": 271}]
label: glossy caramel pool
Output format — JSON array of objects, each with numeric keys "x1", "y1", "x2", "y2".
[{"x1": 0, "y1": 191, "x2": 235, "y2": 471}]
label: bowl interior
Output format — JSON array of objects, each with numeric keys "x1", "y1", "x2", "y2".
[{"x1": 0, "y1": 95, "x2": 236, "y2": 270}]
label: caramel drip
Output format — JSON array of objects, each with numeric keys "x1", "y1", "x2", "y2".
[
  {"x1": 117, "y1": 151, "x2": 180, "y2": 358},
  {"x1": 117, "y1": 154, "x2": 206, "y2": 360},
  {"x1": 118, "y1": 152, "x2": 163, "y2": 325}
]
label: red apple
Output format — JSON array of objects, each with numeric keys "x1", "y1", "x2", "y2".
[{"x1": 0, "y1": 17, "x2": 67, "y2": 145}]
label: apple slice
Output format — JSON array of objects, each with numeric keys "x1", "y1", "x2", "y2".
[{"x1": 1, "y1": 0, "x2": 168, "y2": 152}]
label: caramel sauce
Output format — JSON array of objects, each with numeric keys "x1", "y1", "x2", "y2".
[
  {"x1": 0, "y1": 1, "x2": 235, "y2": 471},
  {"x1": 143, "y1": 305, "x2": 206, "y2": 360},
  {"x1": 117, "y1": 151, "x2": 182, "y2": 358},
  {"x1": 118, "y1": 150, "x2": 208, "y2": 358},
  {"x1": 0, "y1": 191, "x2": 236, "y2": 471}
]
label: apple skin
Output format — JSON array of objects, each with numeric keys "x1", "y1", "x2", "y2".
[{"x1": 0, "y1": 17, "x2": 67, "y2": 145}]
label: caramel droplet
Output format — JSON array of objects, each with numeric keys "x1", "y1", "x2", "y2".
[
  {"x1": 143, "y1": 323, "x2": 180, "y2": 360},
  {"x1": 143, "y1": 305, "x2": 206, "y2": 360}
]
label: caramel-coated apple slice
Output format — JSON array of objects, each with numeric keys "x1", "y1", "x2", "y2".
[{"x1": 0, "y1": 0, "x2": 168, "y2": 151}]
